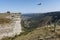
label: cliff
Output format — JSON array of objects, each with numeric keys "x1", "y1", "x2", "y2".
[{"x1": 0, "y1": 12, "x2": 22, "y2": 39}]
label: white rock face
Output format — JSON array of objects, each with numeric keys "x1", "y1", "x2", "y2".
[{"x1": 0, "y1": 13, "x2": 22, "y2": 39}]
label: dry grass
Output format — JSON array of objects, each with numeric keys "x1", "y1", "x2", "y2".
[
  {"x1": 0, "y1": 18, "x2": 12, "y2": 24},
  {"x1": 13, "y1": 25, "x2": 60, "y2": 40}
]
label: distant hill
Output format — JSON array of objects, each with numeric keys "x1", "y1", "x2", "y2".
[{"x1": 21, "y1": 11, "x2": 60, "y2": 32}]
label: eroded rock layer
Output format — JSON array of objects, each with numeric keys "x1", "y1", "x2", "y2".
[{"x1": 0, "y1": 12, "x2": 22, "y2": 39}]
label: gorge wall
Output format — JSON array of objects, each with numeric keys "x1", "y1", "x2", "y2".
[{"x1": 0, "y1": 12, "x2": 22, "y2": 39}]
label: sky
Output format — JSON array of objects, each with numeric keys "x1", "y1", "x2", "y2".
[{"x1": 0, "y1": 0, "x2": 60, "y2": 13}]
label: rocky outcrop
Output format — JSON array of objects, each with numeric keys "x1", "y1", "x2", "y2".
[{"x1": 0, "y1": 12, "x2": 22, "y2": 39}]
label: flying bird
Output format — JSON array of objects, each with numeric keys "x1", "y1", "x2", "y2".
[{"x1": 37, "y1": 3, "x2": 42, "y2": 5}]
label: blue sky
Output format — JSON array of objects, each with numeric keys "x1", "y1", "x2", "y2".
[{"x1": 0, "y1": 0, "x2": 60, "y2": 13}]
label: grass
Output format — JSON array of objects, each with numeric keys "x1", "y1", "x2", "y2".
[{"x1": 0, "y1": 18, "x2": 12, "y2": 24}]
